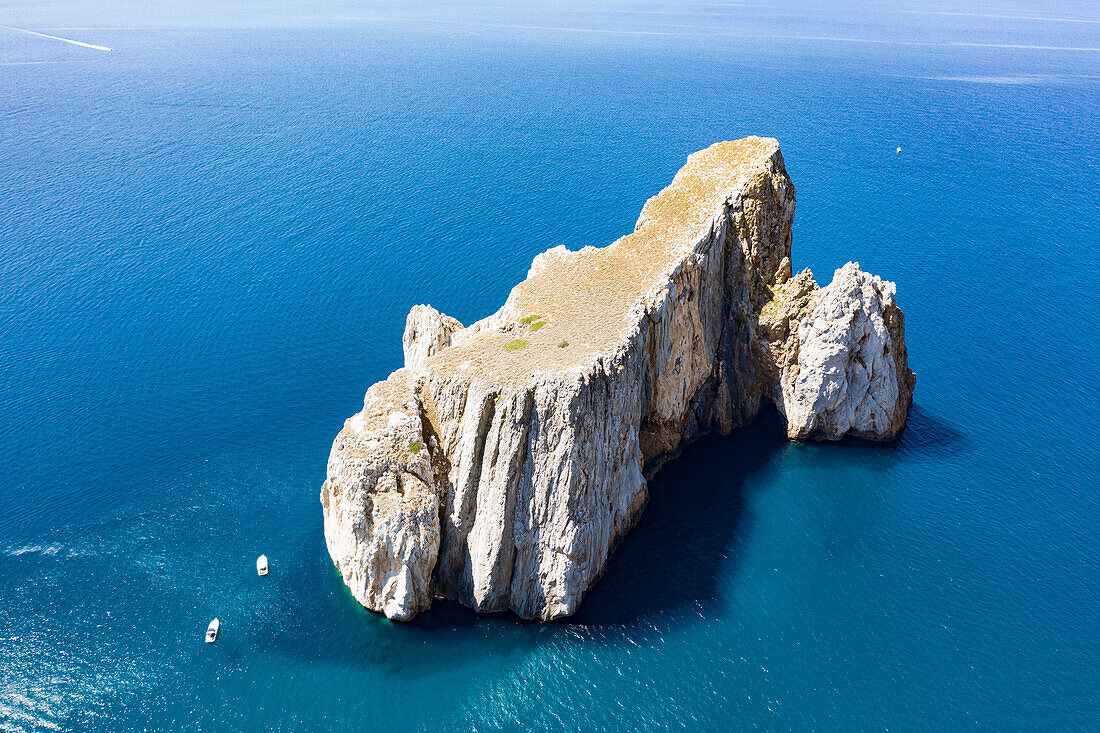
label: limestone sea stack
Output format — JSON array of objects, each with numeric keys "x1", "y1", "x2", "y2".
[{"x1": 320, "y1": 138, "x2": 915, "y2": 621}]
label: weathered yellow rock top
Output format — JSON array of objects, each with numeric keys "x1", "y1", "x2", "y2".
[{"x1": 423, "y1": 136, "x2": 783, "y2": 384}]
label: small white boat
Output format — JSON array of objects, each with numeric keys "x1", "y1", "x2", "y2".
[
  {"x1": 896, "y1": 146, "x2": 902, "y2": 154},
  {"x1": 206, "y1": 618, "x2": 219, "y2": 643},
  {"x1": 256, "y1": 554, "x2": 269, "y2": 576}
]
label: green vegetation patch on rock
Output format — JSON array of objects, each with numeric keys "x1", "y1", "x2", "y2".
[{"x1": 504, "y1": 339, "x2": 529, "y2": 352}]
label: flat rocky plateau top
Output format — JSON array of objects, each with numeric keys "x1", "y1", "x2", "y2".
[{"x1": 424, "y1": 137, "x2": 781, "y2": 384}]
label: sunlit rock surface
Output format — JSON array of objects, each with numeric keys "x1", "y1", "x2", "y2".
[{"x1": 768, "y1": 262, "x2": 915, "y2": 441}]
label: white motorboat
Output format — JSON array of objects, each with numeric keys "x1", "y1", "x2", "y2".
[
  {"x1": 206, "y1": 618, "x2": 219, "y2": 643},
  {"x1": 256, "y1": 554, "x2": 268, "y2": 576}
]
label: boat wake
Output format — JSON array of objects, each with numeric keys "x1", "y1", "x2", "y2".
[
  {"x1": 4, "y1": 545, "x2": 64, "y2": 558},
  {"x1": 0, "y1": 25, "x2": 112, "y2": 52}
]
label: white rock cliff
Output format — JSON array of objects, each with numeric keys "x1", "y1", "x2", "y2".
[{"x1": 320, "y1": 138, "x2": 915, "y2": 621}]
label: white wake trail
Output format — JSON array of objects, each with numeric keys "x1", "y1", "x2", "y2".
[
  {"x1": 0, "y1": 25, "x2": 112, "y2": 51},
  {"x1": 895, "y1": 10, "x2": 1100, "y2": 25}
]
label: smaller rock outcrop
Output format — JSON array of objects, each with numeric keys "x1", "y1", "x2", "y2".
[
  {"x1": 762, "y1": 262, "x2": 915, "y2": 441},
  {"x1": 403, "y1": 305, "x2": 463, "y2": 370}
]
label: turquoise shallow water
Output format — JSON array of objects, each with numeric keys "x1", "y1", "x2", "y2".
[{"x1": 1, "y1": 2, "x2": 1099, "y2": 730}]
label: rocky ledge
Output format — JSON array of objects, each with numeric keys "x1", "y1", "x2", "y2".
[{"x1": 320, "y1": 138, "x2": 915, "y2": 621}]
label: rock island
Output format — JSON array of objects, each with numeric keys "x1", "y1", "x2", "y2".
[{"x1": 320, "y1": 138, "x2": 916, "y2": 621}]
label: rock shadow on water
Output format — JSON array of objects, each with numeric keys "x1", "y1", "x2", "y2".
[
  {"x1": 569, "y1": 406, "x2": 788, "y2": 627},
  {"x1": 893, "y1": 403, "x2": 967, "y2": 458}
]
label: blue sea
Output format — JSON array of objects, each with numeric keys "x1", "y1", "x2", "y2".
[{"x1": 2, "y1": 1, "x2": 1098, "y2": 730}]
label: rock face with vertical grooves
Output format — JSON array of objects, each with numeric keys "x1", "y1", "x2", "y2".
[
  {"x1": 320, "y1": 138, "x2": 916, "y2": 621},
  {"x1": 763, "y1": 262, "x2": 915, "y2": 441}
]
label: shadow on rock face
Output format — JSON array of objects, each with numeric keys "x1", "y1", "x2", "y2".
[{"x1": 569, "y1": 405, "x2": 788, "y2": 627}]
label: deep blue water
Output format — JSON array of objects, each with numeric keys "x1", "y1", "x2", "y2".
[{"x1": 2, "y1": 2, "x2": 1099, "y2": 730}]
